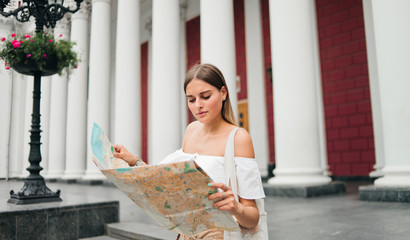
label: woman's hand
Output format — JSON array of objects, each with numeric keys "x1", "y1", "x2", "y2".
[
  {"x1": 112, "y1": 144, "x2": 139, "y2": 166},
  {"x1": 208, "y1": 182, "x2": 259, "y2": 229},
  {"x1": 208, "y1": 182, "x2": 241, "y2": 216}
]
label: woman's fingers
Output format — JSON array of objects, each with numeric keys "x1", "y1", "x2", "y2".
[
  {"x1": 207, "y1": 182, "x2": 238, "y2": 214},
  {"x1": 208, "y1": 182, "x2": 232, "y2": 201},
  {"x1": 208, "y1": 182, "x2": 230, "y2": 192}
]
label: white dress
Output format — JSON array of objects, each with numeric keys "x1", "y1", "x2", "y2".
[{"x1": 160, "y1": 149, "x2": 265, "y2": 200}]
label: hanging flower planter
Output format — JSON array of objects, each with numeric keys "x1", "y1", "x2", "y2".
[
  {"x1": 0, "y1": 32, "x2": 79, "y2": 76},
  {"x1": 12, "y1": 54, "x2": 59, "y2": 76}
]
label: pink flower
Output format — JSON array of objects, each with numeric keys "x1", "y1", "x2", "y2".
[
  {"x1": 11, "y1": 39, "x2": 20, "y2": 48},
  {"x1": 30, "y1": 39, "x2": 33, "y2": 42},
  {"x1": 43, "y1": 53, "x2": 47, "y2": 58},
  {"x1": 74, "y1": 65, "x2": 78, "y2": 69},
  {"x1": 1, "y1": 37, "x2": 5, "y2": 41},
  {"x1": 49, "y1": 39, "x2": 53, "y2": 42},
  {"x1": 26, "y1": 54, "x2": 31, "y2": 58},
  {"x1": 24, "y1": 34, "x2": 31, "y2": 39},
  {"x1": 5, "y1": 62, "x2": 10, "y2": 70},
  {"x1": 11, "y1": 33, "x2": 16, "y2": 38},
  {"x1": 59, "y1": 34, "x2": 63, "y2": 37}
]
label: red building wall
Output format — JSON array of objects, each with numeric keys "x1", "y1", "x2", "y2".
[
  {"x1": 316, "y1": 0, "x2": 375, "y2": 176},
  {"x1": 140, "y1": 42, "x2": 149, "y2": 163},
  {"x1": 233, "y1": 0, "x2": 248, "y2": 101},
  {"x1": 185, "y1": 16, "x2": 201, "y2": 123},
  {"x1": 260, "y1": 0, "x2": 275, "y2": 165},
  {"x1": 186, "y1": 16, "x2": 201, "y2": 71}
]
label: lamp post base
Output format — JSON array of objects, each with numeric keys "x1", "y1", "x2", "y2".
[{"x1": 8, "y1": 178, "x2": 62, "y2": 205}]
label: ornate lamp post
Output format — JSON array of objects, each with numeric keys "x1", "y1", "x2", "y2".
[{"x1": 0, "y1": 0, "x2": 83, "y2": 204}]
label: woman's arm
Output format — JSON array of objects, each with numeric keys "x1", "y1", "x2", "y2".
[
  {"x1": 113, "y1": 145, "x2": 146, "y2": 166},
  {"x1": 209, "y1": 182, "x2": 259, "y2": 228},
  {"x1": 209, "y1": 128, "x2": 260, "y2": 229}
]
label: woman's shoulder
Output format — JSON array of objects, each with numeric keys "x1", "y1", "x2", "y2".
[
  {"x1": 184, "y1": 121, "x2": 200, "y2": 137},
  {"x1": 186, "y1": 120, "x2": 200, "y2": 130},
  {"x1": 234, "y1": 128, "x2": 255, "y2": 159},
  {"x1": 182, "y1": 121, "x2": 200, "y2": 149}
]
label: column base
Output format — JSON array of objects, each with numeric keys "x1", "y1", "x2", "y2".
[
  {"x1": 61, "y1": 170, "x2": 86, "y2": 180},
  {"x1": 44, "y1": 171, "x2": 64, "y2": 180},
  {"x1": 369, "y1": 169, "x2": 384, "y2": 178},
  {"x1": 263, "y1": 182, "x2": 346, "y2": 198},
  {"x1": 359, "y1": 185, "x2": 410, "y2": 202},
  {"x1": 374, "y1": 175, "x2": 410, "y2": 186},
  {"x1": 82, "y1": 170, "x2": 105, "y2": 181},
  {"x1": 268, "y1": 174, "x2": 332, "y2": 185}
]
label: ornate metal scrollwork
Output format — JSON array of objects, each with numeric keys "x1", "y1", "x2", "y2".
[{"x1": 0, "y1": 0, "x2": 83, "y2": 31}]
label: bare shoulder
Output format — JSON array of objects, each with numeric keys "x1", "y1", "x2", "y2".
[
  {"x1": 182, "y1": 121, "x2": 200, "y2": 149},
  {"x1": 185, "y1": 121, "x2": 200, "y2": 136},
  {"x1": 234, "y1": 128, "x2": 255, "y2": 158}
]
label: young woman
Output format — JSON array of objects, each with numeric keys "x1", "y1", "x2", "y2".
[{"x1": 114, "y1": 63, "x2": 265, "y2": 239}]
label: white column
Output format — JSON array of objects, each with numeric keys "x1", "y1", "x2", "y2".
[
  {"x1": 21, "y1": 77, "x2": 33, "y2": 178},
  {"x1": 46, "y1": 19, "x2": 70, "y2": 179},
  {"x1": 8, "y1": 72, "x2": 27, "y2": 178},
  {"x1": 149, "y1": 0, "x2": 180, "y2": 164},
  {"x1": 114, "y1": 0, "x2": 141, "y2": 155},
  {"x1": 268, "y1": 0, "x2": 331, "y2": 185},
  {"x1": 0, "y1": 21, "x2": 13, "y2": 179},
  {"x1": 244, "y1": 0, "x2": 269, "y2": 177},
  {"x1": 200, "y1": 0, "x2": 238, "y2": 117},
  {"x1": 39, "y1": 76, "x2": 52, "y2": 175},
  {"x1": 362, "y1": 0, "x2": 385, "y2": 178},
  {"x1": 0, "y1": 67, "x2": 12, "y2": 179},
  {"x1": 364, "y1": 0, "x2": 410, "y2": 186},
  {"x1": 84, "y1": 0, "x2": 111, "y2": 180},
  {"x1": 180, "y1": 1, "x2": 188, "y2": 137},
  {"x1": 63, "y1": 2, "x2": 90, "y2": 180}
]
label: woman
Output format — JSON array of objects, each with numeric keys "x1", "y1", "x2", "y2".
[{"x1": 114, "y1": 63, "x2": 265, "y2": 239}]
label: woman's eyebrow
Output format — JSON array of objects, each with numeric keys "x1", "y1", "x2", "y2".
[{"x1": 186, "y1": 90, "x2": 212, "y2": 98}]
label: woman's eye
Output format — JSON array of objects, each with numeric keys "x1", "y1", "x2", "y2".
[
  {"x1": 188, "y1": 99, "x2": 195, "y2": 103},
  {"x1": 202, "y1": 96, "x2": 210, "y2": 100}
]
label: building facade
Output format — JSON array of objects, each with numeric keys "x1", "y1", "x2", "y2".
[{"x1": 0, "y1": 0, "x2": 409, "y2": 188}]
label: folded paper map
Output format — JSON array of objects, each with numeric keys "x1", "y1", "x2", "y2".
[{"x1": 90, "y1": 123, "x2": 240, "y2": 236}]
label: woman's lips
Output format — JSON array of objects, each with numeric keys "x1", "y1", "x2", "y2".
[{"x1": 197, "y1": 111, "x2": 207, "y2": 117}]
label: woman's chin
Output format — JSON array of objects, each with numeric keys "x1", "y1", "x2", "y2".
[{"x1": 196, "y1": 117, "x2": 209, "y2": 124}]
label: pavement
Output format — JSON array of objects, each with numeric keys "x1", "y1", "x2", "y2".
[{"x1": 1, "y1": 179, "x2": 410, "y2": 240}]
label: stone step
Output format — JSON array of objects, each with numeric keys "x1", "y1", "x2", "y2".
[
  {"x1": 106, "y1": 222, "x2": 178, "y2": 240},
  {"x1": 80, "y1": 236, "x2": 119, "y2": 240}
]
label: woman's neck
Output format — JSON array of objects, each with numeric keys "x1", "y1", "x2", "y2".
[{"x1": 201, "y1": 116, "x2": 229, "y2": 134}]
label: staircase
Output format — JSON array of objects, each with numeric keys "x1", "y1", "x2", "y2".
[{"x1": 80, "y1": 222, "x2": 178, "y2": 240}]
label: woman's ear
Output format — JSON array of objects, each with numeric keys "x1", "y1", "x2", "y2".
[{"x1": 220, "y1": 86, "x2": 227, "y2": 100}]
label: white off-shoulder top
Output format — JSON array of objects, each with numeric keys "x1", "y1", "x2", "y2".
[{"x1": 160, "y1": 149, "x2": 265, "y2": 200}]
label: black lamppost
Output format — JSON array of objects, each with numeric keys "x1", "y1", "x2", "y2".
[{"x1": 0, "y1": 0, "x2": 83, "y2": 204}]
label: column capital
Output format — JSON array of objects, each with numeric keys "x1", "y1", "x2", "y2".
[
  {"x1": 180, "y1": 0, "x2": 188, "y2": 20},
  {"x1": 0, "y1": 16, "x2": 12, "y2": 25},
  {"x1": 145, "y1": 16, "x2": 152, "y2": 37},
  {"x1": 54, "y1": 17, "x2": 70, "y2": 38},
  {"x1": 92, "y1": 0, "x2": 110, "y2": 4},
  {"x1": 71, "y1": 0, "x2": 91, "y2": 20}
]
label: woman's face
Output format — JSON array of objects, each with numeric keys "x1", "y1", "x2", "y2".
[{"x1": 185, "y1": 78, "x2": 227, "y2": 124}]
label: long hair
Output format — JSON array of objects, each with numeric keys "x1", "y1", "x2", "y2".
[{"x1": 184, "y1": 63, "x2": 237, "y2": 125}]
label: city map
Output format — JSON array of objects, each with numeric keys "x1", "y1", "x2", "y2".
[{"x1": 90, "y1": 123, "x2": 240, "y2": 236}]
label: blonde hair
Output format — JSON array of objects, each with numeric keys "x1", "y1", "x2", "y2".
[{"x1": 184, "y1": 63, "x2": 237, "y2": 125}]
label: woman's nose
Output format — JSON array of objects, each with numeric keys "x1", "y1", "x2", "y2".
[{"x1": 195, "y1": 99, "x2": 203, "y2": 108}]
